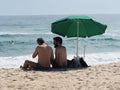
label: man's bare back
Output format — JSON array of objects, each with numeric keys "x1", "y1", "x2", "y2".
[
  {"x1": 33, "y1": 44, "x2": 54, "y2": 67},
  {"x1": 53, "y1": 37, "x2": 67, "y2": 68},
  {"x1": 21, "y1": 38, "x2": 54, "y2": 70},
  {"x1": 55, "y1": 46, "x2": 67, "y2": 67}
]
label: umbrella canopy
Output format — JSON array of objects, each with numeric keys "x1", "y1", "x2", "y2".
[{"x1": 51, "y1": 15, "x2": 107, "y2": 57}]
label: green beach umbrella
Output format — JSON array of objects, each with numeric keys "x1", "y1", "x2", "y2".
[{"x1": 51, "y1": 15, "x2": 107, "y2": 57}]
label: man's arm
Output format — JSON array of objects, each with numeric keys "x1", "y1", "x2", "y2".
[
  {"x1": 32, "y1": 46, "x2": 38, "y2": 58},
  {"x1": 50, "y1": 49, "x2": 54, "y2": 64},
  {"x1": 54, "y1": 48, "x2": 59, "y2": 62}
]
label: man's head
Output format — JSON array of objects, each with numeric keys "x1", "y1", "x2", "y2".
[
  {"x1": 37, "y1": 38, "x2": 45, "y2": 45},
  {"x1": 53, "y1": 37, "x2": 62, "y2": 48}
]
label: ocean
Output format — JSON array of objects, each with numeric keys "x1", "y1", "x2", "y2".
[{"x1": 0, "y1": 14, "x2": 120, "y2": 68}]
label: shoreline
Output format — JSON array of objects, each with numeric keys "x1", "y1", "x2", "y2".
[
  {"x1": 0, "y1": 51, "x2": 120, "y2": 68},
  {"x1": 0, "y1": 62, "x2": 120, "y2": 90}
]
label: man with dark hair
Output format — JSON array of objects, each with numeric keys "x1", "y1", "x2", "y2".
[
  {"x1": 21, "y1": 38, "x2": 54, "y2": 70},
  {"x1": 37, "y1": 38, "x2": 45, "y2": 45},
  {"x1": 53, "y1": 37, "x2": 67, "y2": 68}
]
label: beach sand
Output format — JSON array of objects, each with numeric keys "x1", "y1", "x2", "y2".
[{"x1": 0, "y1": 62, "x2": 120, "y2": 90}]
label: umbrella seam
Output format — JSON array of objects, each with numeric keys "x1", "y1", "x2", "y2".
[{"x1": 81, "y1": 20, "x2": 87, "y2": 38}]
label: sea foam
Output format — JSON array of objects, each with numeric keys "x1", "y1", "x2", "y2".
[{"x1": 0, "y1": 52, "x2": 120, "y2": 68}]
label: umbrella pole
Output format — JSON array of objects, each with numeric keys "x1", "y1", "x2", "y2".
[
  {"x1": 76, "y1": 21, "x2": 79, "y2": 58},
  {"x1": 83, "y1": 45, "x2": 86, "y2": 59},
  {"x1": 76, "y1": 36, "x2": 79, "y2": 57}
]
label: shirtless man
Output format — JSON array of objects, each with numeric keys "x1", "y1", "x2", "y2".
[
  {"x1": 21, "y1": 38, "x2": 54, "y2": 70},
  {"x1": 52, "y1": 37, "x2": 67, "y2": 68}
]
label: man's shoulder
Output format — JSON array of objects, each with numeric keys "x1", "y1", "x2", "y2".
[
  {"x1": 36, "y1": 45, "x2": 53, "y2": 51},
  {"x1": 47, "y1": 45, "x2": 53, "y2": 50},
  {"x1": 47, "y1": 45, "x2": 52, "y2": 48},
  {"x1": 36, "y1": 46, "x2": 39, "y2": 49},
  {"x1": 60, "y1": 46, "x2": 66, "y2": 49},
  {"x1": 56, "y1": 46, "x2": 66, "y2": 50}
]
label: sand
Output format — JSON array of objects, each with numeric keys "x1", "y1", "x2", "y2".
[{"x1": 0, "y1": 62, "x2": 120, "y2": 90}]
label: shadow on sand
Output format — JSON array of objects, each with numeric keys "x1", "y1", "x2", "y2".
[{"x1": 32, "y1": 66, "x2": 90, "y2": 72}]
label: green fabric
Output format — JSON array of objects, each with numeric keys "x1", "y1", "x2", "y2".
[{"x1": 51, "y1": 15, "x2": 107, "y2": 38}]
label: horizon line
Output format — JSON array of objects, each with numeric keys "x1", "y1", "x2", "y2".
[{"x1": 0, "y1": 13, "x2": 120, "y2": 16}]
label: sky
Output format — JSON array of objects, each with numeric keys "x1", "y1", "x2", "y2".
[{"x1": 0, "y1": 0, "x2": 120, "y2": 15}]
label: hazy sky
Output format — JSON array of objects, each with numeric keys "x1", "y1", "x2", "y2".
[{"x1": 0, "y1": 0, "x2": 120, "y2": 15}]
